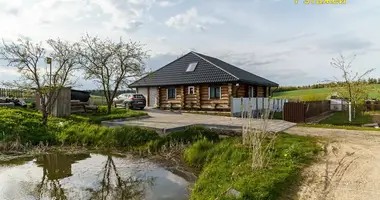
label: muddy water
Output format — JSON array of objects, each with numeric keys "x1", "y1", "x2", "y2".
[{"x1": 0, "y1": 153, "x2": 191, "y2": 200}]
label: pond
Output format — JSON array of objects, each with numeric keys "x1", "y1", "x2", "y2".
[{"x1": 0, "y1": 153, "x2": 193, "y2": 200}]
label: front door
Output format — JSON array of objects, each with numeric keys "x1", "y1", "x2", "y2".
[{"x1": 149, "y1": 87, "x2": 158, "y2": 107}]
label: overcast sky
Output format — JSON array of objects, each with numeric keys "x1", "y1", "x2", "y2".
[{"x1": 0, "y1": 0, "x2": 379, "y2": 89}]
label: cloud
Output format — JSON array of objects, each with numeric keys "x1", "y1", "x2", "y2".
[
  {"x1": 273, "y1": 33, "x2": 315, "y2": 44},
  {"x1": 318, "y1": 34, "x2": 374, "y2": 54},
  {"x1": 165, "y1": 8, "x2": 224, "y2": 31},
  {"x1": 158, "y1": 0, "x2": 182, "y2": 7}
]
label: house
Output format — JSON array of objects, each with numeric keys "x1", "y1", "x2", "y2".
[{"x1": 129, "y1": 51, "x2": 279, "y2": 111}]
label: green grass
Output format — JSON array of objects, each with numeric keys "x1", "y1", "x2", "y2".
[
  {"x1": 297, "y1": 123, "x2": 380, "y2": 131},
  {"x1": 0, "y1": 107, "x2": 148, "y2": 149},
  {"x1": 319, "y1": 111, "x2": 373, "y2": 126},
  {"x1": 273, "y1": 84, "x2": 380, "y2": 100},
  {"x1": 273, "y1": 88, "x2": 332, "y2": 100},
  {"x1": 186, "y1": 133, "x2": 321, "y2": 200},
  {"x1": 89, "y1": 95, "x2": 107, "y2": 105},
  {"x1": 70, "y1": 106, "x2": 147, "y2": 124},
  {"x1": 0, "y1": 107, "x2": 219, "y2": 151}
]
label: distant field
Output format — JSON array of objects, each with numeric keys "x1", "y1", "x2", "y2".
[
  {"x1": 90, "y1": 95, "x2": 107, "y2": 105},
  {"x1": 273, "y1": 84, "x2": 380, "y2": 100}
]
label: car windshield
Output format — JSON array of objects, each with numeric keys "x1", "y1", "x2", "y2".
[
  {"x1": 117, "y1": 94, "x2": 128, "y2": 98},
  {"x1": 133, "y1": 94, "x2": 145, "y2": 99}
]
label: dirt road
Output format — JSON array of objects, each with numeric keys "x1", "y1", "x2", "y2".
[{"x1": 286, "y1": 126, "x2": 380, "y2": 200}]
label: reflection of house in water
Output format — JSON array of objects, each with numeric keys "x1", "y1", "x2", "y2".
[{"x1": 35, "y1": 153, "x2": 91, "y2": 180}]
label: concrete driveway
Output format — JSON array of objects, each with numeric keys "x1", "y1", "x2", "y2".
[{"x1": 102, "y1": 108, "x2": 296, "y2": 134}]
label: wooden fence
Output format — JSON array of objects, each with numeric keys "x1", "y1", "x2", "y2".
[
  {"x1": 283, "y1": 100, "x2": 331, "y2": 123},
  {"x1": 0, "y1": 88, "x2": 27, "y2": 98},
  {"x1": 365, "y1": 101, "x2": 380, "y2": 111}
]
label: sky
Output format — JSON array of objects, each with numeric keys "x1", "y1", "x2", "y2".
[{"x1": 0, "y1": 0, "x2": 379, "y2": 89}]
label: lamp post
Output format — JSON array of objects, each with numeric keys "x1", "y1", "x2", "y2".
[{"x1": 46, "y1": 57, "x2": 52, "y2": 87}]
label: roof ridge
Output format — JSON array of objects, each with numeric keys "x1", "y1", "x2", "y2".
[
  {"x1": 193, "y1": 52, "x2": 278, "y2": 86},
  {"x1": 129, "y1": 52, "x2": 193, "y2": 86},
  {"x1": 190, "y1": 51, "x2": 239, "y2": 80}
]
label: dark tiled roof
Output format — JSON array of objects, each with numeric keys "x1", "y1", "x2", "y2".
[{"x1": 129, "y1": 51, "x2": 279, "y2": 87}]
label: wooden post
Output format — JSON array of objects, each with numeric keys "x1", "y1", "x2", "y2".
[
  {"x1": 196, "y1": 85, "x2": 201, "y2": 109},
  {"x1": 147, "y1": 87, "x2": 150, "y2": 107},
  {"x1": 263, "y1": 86, "x2": 267, "y2": 97},
  {"x1": 228, "y1": 83, "x2": 232, "y2": 116},
  {"x1": 158, "y1": 87, "x2": 162, "y2": 109},
  {"x1": 182, "y1": 85, "x2": 185, "y2": 110}
]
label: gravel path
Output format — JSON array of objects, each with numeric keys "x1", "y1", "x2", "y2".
[{"x1": 286, "y1": 126, "x2": 380, "y2": 200}]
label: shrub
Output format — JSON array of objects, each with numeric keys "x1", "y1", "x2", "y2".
[
  {"x1": 146, "y1": 126, "x2": 220, "y2": 153},
  {"x1": 103, "y1": 126, "x2": 159, "y2": 148},
  {"x1": 57, "y1": 123, "x2": 159, "y2": 148},
  {"x1": 184, "y1": 139, "x2": 214, "y2": 168}
]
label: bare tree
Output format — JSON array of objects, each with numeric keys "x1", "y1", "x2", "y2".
[
  {"x1": 77, "y1": 35, "x2": 148, "y2": 114},
  {"x1": 0, "y1": 38, "x2": 79, "y2": 125},
  {"x1": 330, "y1": 54, "x2": 374, "y2": 119}
]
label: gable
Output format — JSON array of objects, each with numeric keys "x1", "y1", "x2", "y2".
[{"x1": 130, "y1": 52, "x2": 238, "y2": 87}]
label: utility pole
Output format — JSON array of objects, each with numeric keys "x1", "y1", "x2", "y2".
[{"x1": 46, "y1": 57, "x2": 52, "y2": 86}]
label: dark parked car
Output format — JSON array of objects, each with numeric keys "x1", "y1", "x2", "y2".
[{"x1": 114, "y1": 93, "x2": 146, "y2": 110}]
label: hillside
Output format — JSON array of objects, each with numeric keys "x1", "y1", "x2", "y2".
[{"x1": 273, "y1": 84, "x2": 380, "y2": 100}]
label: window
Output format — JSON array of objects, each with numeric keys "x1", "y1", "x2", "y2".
[
  {"x1": 186, "y1": 62, "x2": 198, "y2": 72},
  {"x1": 167, "y1": 88, "x2": 176, "y2": 99},
  {"x1": 248, "y1": 86, "x2": 255, "y2": 98},
  {"x1": 188, "y1": 86, "x2": 195, "y2": 95},
  {"x1": 209, "y1": 86, "x2": 221, "y2": 99}
]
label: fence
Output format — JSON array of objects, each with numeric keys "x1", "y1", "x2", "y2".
[
  {"x1": 0, "y1": 88, "x2": 36, "y2": 103},
  {"x1": 0, "y1": 88, "x2": 27, "y2": 98},
  {"x1": 231, "y1": 98, "x2": 288, "y2": 117},
  {"x1": 283, "y1": 100, "x2": 331, "y2": 123},
  {"x1": 365, "y1": 101, "x2": 380, "y2": 111}
]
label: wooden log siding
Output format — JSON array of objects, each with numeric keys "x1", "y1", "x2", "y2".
[
  {"x1": 185, "y1": 86, "x2": 199, "y2": 109},
  {"x1": 200, "y1": 85, "x2": 229, "y2": 109},
  {"x1": 257, "y1": 86, "x2": 265, "y2": 97},
  {"x1": 160, "y1": 86, "x2": 183, "y2": 108},
  {"x1": 232, "y1": 84, "x2": 246, "y2": 98}
]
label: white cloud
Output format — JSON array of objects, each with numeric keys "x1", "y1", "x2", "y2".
[
  {"x1": 165, "y1": 8, "x2": 224, "y2": 31},
  {"x1": 0, "y1": 67, "x2": 19, "y2": 76},
  {"x1": 158, "y1": 0, "x2": 181, "y2": 7}
]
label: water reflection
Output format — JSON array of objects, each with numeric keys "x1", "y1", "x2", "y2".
[
  {"x1": 0, "y1": 153, "x2": 190, "y2": 200},
  {"x1": 88, "y1": 155, "x2": 154, "y2": 200},
  {"x1": 32, "y1": 153, "x2": 91, "y2": 199}
]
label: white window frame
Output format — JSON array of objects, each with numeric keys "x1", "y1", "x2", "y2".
[
  {"x1": 248, "y1": 86, "x2": 255, "y2": 98},
  {"x1": 208, "y1": 86, "x2": 222, "y2": 99},
  {"x1": 188, "y1": 86, "x2": 195, "y2": 95},
  {"x1": 167, "y1": 88, "x2": 176, "y2": 99}
]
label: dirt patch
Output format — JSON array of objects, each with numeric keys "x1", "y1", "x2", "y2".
[{"x1": 287, "y1": 127, "x2": 380, "y2": 200}]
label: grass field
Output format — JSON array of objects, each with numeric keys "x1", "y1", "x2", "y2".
[{"x1": 273, "y1": 84, "x2": 380, "y2": 100}]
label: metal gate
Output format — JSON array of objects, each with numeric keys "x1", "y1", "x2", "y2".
[{"x1": 283, "y1": 102, "x2": 306, "y2": 123}]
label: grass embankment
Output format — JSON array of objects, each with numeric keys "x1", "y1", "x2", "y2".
[
  {"x1": 273, "y1": 84, "x2": 380, "y2": 101},
  {"x1": 185, "y1": 134, "x2": 321, "y2": 200},
  {"x1": 0, "y1": 107, "x2": 148, "y2": 149},
  {"x1": 298, "y1": 111, "x2": 380, "y2": 131},
  {"x1": 70, "y1": 106, "x2": 147, "y2": 124},
  {"x1": 319, "y1": 111, "x2": 373, "y2": 126},
  {"x1": 0, "y1": 107, "x2": 320, "y2": 199}
]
